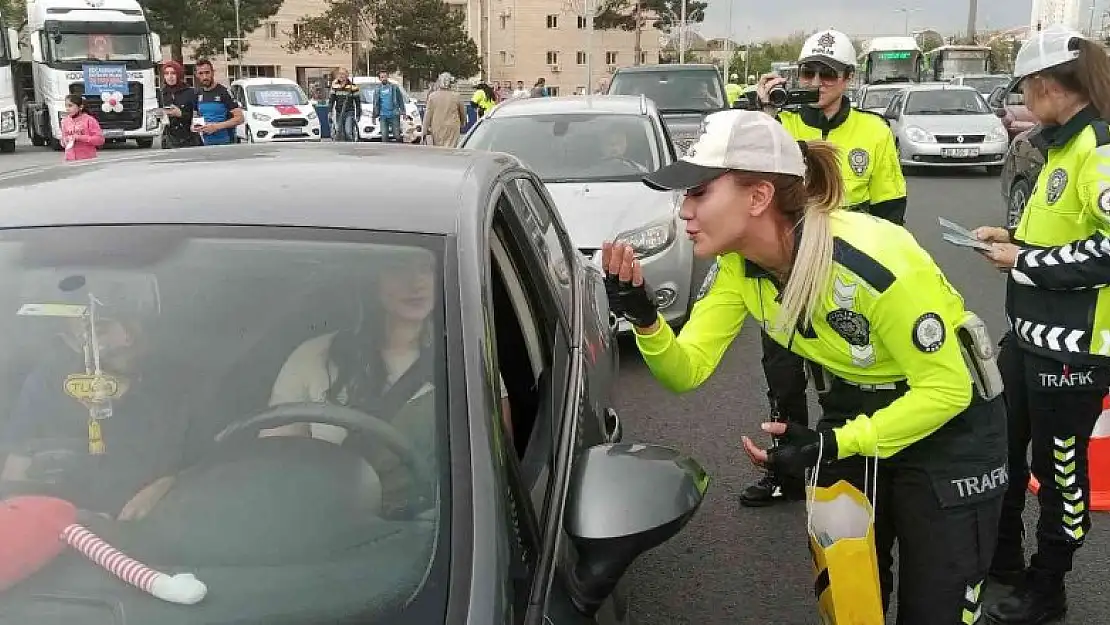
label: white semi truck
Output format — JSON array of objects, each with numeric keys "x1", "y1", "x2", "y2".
[
  {"x1": 0, "y1": 18, "x2": 19, "y2": 153},
  {"x1": 23, "y1": 0, "x2": 162, "y2": 150}
]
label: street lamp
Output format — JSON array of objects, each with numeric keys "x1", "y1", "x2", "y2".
[
  {"x1": 223, "y1": 37, "x2": 247, "y2": 80},
  {"x1": 894, "y1": 7, "x2": 921, "y2": 35},
  {"x1": 679, "y1": 0, "x2": 687, "y2": 63},
  {"x1": 340, "y1": 40, "x2": 371, "y2": 75},
  {"x1": 233, "y1": 0, "x2": 242, "y2": 79},
  {"x1": 723, "y1": 0, "x2": 734, "y2": 80},
  {"x1": 563, "y1": 0, "x2": 598, "y2": 96}
]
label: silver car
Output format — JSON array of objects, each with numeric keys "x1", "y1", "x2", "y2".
[
  {"x1": 855, "y1": 83, "x2": 911, "y2": 114},
  {"x1": 882, "y1": 84, "x2": 1008, "y2": 174},
  {"x1": 461, "y1": 95, "x2": 698, "y2": 330}
]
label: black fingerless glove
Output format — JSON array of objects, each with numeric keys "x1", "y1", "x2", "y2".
[
  {"x1": 603, "y1": 273, "x2": 658, "y2": 329},
  {"x1": 766, "y1": 424, "x2": 838, "y2": 480}
]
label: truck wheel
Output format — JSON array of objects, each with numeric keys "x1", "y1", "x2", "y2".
[
  {"x1": 135, "y1": 138, "x2": 154, "y2": 148},
  {"x1": 0, "y1": 139, "x2": 14, "y2": 153}
]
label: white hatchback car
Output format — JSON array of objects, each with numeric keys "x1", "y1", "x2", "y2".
[
  {"x1": 230, "y1": 78, "x2": 321, "y2": 143},
  {"x1": 350, "y1": 76, "x2": 423, "y2": 143}
]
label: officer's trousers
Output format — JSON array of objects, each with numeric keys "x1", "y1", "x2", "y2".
[
  {"x1": 995, "y1": 333, "x2": 1109, "y2": 576},
  {"x1": 759, "y1": 329, "x2": 809, "y2": 427},
  {"x1": 815, "y1": 380, "x2": 1006, "y2": 625}
]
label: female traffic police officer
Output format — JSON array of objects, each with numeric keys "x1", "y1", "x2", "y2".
[
  {"x1": 974, "y1": 25, "x2": 1110, "y2": 625},
  {"x1": 602, "y1": 109, "x2": 1007, "y2": 623},
  {"x1": 741, "y1": 29, "x2": 909, "y2": 507}
]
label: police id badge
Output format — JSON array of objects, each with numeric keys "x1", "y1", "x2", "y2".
[
  {"x1": 847, "y1": 149, "x2": 870, "y2": 176},
  {"x1": 1045, "y1": 168, "x2": 1068, "y2": 205}
]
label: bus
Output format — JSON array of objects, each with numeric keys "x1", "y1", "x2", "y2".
[
  {"x1": 860, "y1": 36, "x2": 925, "y2": 85},
  {"x1": 924, "y1": 44, "x2": 992, "y2": 81}
]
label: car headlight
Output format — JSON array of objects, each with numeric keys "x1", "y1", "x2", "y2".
[
  {"x1": 145, "y1": 109, "x2": 160, "y2": 130},
  {"x1": 615, "y1": 217, "x2": 676, "y2": 258},
  {"x1": 306, "y1": 110, "x2": 317, "y2": 120},
  {"x1": 905, "y1": 126, "x2": 936, "y2": 144},
  {"x1": 0, "y1": 110, "x2": 15, "y2": 134},
  {"x1": 985, "y1": 126, "x2": 1007, "y2": 143},
  {"x1": 251, "y1": 111, "x2": 271, "y2": 122}
]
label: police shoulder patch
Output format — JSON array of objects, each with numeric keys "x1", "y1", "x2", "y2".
[
  {"x1": 912, "y1": 312, "x2": 946, "y2": 353},
  {"x1": 1097, "y1": 187, "x2": 1110, "y2": 216},
  {"x1": 696, "y1": 261, "x2": 719, "y2": 300},
  {"x1": 826, "y1": 309, "x2": 871, "y2": 347}
]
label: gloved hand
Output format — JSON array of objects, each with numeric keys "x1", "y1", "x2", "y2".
[
  {"x1": 603, "y1": 274, "x2": 658, "y2": 329},
  {"x1": 760, "y1": 423, "x2": 838, "y2": 480},
  {"x1": 601, "y1": 241, "x2": 658, "y2": 329}
]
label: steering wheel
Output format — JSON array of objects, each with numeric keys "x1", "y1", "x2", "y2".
[{"x1": 213, "y1": 403, "x2": 434, "y2": 514}]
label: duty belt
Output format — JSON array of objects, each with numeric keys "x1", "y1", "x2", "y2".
[
  {"x1": 805, "y1": 361, "x2": 907, "y2": 393},
  {"x1": 838, "y1": 378, "x2": 905, "y2": 392}
]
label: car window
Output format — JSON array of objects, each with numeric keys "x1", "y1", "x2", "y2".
[
  {"x1": 514, "y1": 178, "x2": 575, "y2": 321},
  {"x1": 608, "y1": 70, "x2": 726, "y2": 112},
  {"x1": 862, "y1": 88, "x2": 899, "y2": 110},
  {"x1": 905, "y1": 89, "x2": 988, "y2": 114},
  {"x1": 1005, "y1": 89, "x2": 1025, "y2": 106},
  {"x1": 464, "y1": 113, "x2": 661, "y2": 183},
  {"x1": 0, "y1": 226, "x2": 450, "y2": 622},
  {"x1": 246, "y1": 84, "x2": 308, "y2": 106},
  {"x1": 961, "y1": 76, "x2": 1010, "y2": 95}
]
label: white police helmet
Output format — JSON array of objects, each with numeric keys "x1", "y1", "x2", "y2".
[
  {"x1": 798, "y1": 29, "x2": 857, "y2": 72},
  {"x1": 1014, "y1": 24, "x2": 1084, "y2": 80}
]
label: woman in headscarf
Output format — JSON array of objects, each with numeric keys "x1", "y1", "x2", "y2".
[
  {"x1": 422, "y1": 72, "x2": 466, "y2": 147},
  {"x1": 159, "y1": 60, "x2": 198, "y2": 149}
]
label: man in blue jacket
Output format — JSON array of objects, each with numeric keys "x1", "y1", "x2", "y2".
[
  {"x1": 193, "y1": 59, "x2": 244, "y2": 146},
  {"x1": 372, "y1": 70, "x2": 405, "y2": 143}
]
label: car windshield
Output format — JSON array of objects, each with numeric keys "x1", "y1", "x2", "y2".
[
  {"x1": 960, "y1": 76, "x2": 1011, "y2": 95},
  {"x1": 246, "y1": 84, "x2": 308, "y2": 106},
  {"x1": 49, "y1": 32, "x2": 151, "y2": 63},
  {"x1": 0, "y1": 226, "x2": 449, "y2": 624},
  {"x1": 905, "y1": 89, "x2": 988, "y2": 114},
  {"x1": 607, "y1": 71, "x2": 725, "y2": 112},
  {"x1": 359, "y1": 83, "x2": 411, "y2": 105},
  {"x1": 464, "y1": 113, "x2": 663, "y2": 182},
  {"x1": 861, "y1": 88, "x2": 900, "y2": 109}
]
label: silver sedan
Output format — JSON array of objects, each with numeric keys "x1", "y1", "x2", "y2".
[
  {"x1": 883, "y1": 84, "x2": 1009, "y2": 174},
  {"x1": 461, "y1": 95, "x2": 700, "y2": 331}
]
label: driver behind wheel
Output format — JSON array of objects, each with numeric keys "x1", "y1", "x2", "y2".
[{"x1": 0, "y1": 273, "x2": 186, "y2": 515}]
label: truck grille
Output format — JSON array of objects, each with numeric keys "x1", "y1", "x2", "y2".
[
  {"x1": 71, "y1": 82, "x2": 144, "y2": 131},
  {"x1": 272, "y1": 118, "x2": 308, "y2": 128}
]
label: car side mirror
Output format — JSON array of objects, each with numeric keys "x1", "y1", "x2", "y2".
[{"x1": 563, "y1": 443, "x2": 708, "y2": 616}]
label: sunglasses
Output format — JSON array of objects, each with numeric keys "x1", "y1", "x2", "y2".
[{"x1": 799, "y1": 65, "x2": 841, "y2": 82}]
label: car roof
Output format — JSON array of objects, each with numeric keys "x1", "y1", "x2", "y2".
[
  {"x1": 486, "y1": 95, "x2": 653, "y2": 118},
  {"x1": 612, "y1": 63, "x2": 718, "y2": 73},
  {"x1": 231, "y1": 77, "x2": 298, "y2": 87},
  {"x1": 900, "y1": 83, "x2": 980, "y2": 93},
  {"x1": 0, "y1": 144, "x2": 521, "y2": 234}
]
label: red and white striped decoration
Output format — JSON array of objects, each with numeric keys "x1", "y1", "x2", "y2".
[{"x1": 61, "y1": 523, "x2": 160, "y2": 593}]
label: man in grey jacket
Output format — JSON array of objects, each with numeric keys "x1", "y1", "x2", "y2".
[{"x1": 371, "y1": 70, "x2": 406, "y2": 143}]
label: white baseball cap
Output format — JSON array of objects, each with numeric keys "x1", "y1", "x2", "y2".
[
  {"x1": 1014, "y1": 24, "x2": 1083, "y2": 79},
  {"x1": 798, "y1": 30, "x2": 857, "y2": 72},
  {"x1": 643, "y1": 110, "x2": 806, "y2": 191}
]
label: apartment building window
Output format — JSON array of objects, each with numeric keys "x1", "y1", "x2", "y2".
[
  {"x1": 605, "y1": 51, "x2": 618, "y2": 65},
  {"x1": 577, "y1": 16, "x2": 587, "y2": 29},
  {"x1": 498, "y1": 50, "x2": 514, "y2": 66},
  {"x1": 546, "y1": 14, "x2": 558, "y2": 28},
  {"x1": 547, "y1": 86, "x2": 560, "y2": 96},
  {"x1": 292, "y1": 23, "x2": 306, "y2": 37},
  {"x1": 576, "y1": 50, "x2": 586, "y2": 65},
  {"x1": 230, "y1": 65, "x2": 277, "y2": 80},
  {"x1": 447, "y1": 4, "x2": 466, "y2": 23},
  {"x1": 546, "y1": 51, "x2": 560, "y2": 65},
  {"x1": 265, "y1": 22, "x2": 277, "y2": 39},
  {"x1": 500, "y1": 14, "x2": 508, "y2": 28},
  {"x1": 640, "y1": 51, "x2": 652, "y2": 64}
]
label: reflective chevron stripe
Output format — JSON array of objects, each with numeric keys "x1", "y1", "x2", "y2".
[
  {"x1": 1053, "y1": 436, "x2": 1087, "y2": 541},
  {"x1": 1012, "y1": 317, "x2": 1087, "y2": 353},
  {"x1": 962, "y1": 581, "x2": 982, "y2": 623},
  {"x1": 1016, "y1": 234, "x2": 1110, "y2": 289}
]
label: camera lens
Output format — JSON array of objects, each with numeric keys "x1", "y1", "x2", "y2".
[{"x1": 768, "y1": 86, "x2": 788, "y2": 107}]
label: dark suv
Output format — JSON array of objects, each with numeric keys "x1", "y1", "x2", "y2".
[
  {"x1": 1000, "y1": 125, "x2": 1043, "y2": 230},
  {"x1": 606, "y1": 64, "x2": 728, "y2": 153}
]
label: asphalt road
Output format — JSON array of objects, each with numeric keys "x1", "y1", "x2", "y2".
[{"x1": 616, "y1": 169, "x2": 1109, "y2": 624}]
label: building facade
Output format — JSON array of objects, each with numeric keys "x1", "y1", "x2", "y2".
[
  {"x1": 1030, "y1": 0, "x2": 1083, "y2": 31},
  {"x1": 451, "y1": 0, "x2": 665, "y2": 95},
  {"x1": 164, "y1": 0, "x2": 665, "y2": 96}
]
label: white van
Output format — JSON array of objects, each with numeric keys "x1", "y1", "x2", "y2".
[
  {"x1": 350, "y1": 76, "x2": 423, "y2": 143},
  {"x1": 230, "y1": 77, "x2": 321, "y2": 143}
]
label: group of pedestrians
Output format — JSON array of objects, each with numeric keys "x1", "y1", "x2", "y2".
[{"x1": 603, "y1": 25, "x2": 1109, "y2": 625}]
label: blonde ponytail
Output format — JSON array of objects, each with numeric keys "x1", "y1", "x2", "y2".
[{"x1": 774, "y1": 141, "x2": 844, "y2": 334}]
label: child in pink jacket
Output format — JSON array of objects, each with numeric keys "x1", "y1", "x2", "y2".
[{"x1": 61, "y1": 94, "x2": 104, "y2": 161}]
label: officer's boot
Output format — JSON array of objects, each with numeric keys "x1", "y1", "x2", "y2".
[
  {"x1": 739, "y1": 391, "x2": 805, "y2": 507},
  {"x1": 987, "y1": 567, "x2": 1067, "y2": 624}
]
